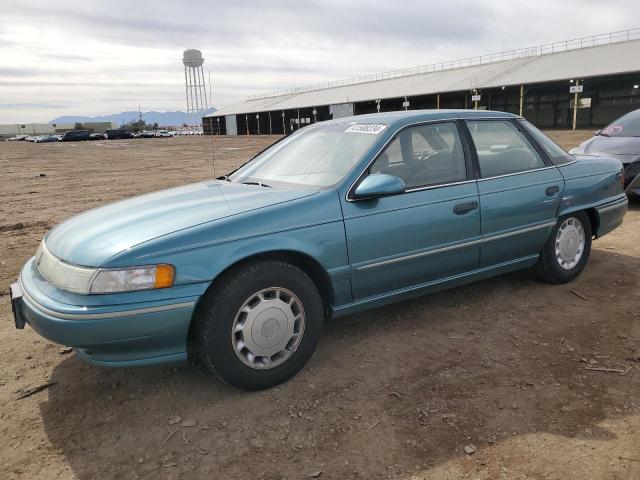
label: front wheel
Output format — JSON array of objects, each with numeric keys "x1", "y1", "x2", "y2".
[
  {"x1": 194, "y1": 260, "x2": 324, "y2": 390},
  {"x1": 535, "y1": 212, "x2": 592, "y2": 284}
]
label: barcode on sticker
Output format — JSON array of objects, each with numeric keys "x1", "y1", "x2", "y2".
[{"x1": 345, "y1": 124, "x2": 387, "y2": 134}]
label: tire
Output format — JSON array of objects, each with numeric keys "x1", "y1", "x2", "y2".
[
  {"x1": 193, "y1": 260, "x2": 324, "y2": 390},
  {"x1": 534, "y1": 211, "x2": 592, "y2": 284}
]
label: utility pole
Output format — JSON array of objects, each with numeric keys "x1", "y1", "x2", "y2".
[
  {"x1": 572, "y1": 80, "x2": 580, "y2": 131},
  {"x1": 519, "y1": 85, "x2": 524, "y2": 117}
]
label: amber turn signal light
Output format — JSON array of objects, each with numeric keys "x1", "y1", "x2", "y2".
[{"x1": 154, "y1": 264, "x2": 175, "y2": 289}]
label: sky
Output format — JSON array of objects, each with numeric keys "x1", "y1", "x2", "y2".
[{"x1": 0, "y1": 0, "x2": 638, "y2": 123}]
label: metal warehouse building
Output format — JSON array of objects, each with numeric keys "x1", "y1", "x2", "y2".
[{"x1": 204, "y1": 29, "x2": 640, "y2": 135}]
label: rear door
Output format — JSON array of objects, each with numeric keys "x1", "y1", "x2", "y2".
[
  {"x1": 342, "y1": 121, "x2": 481, "y2": 299},
  {"x1": 464, "y1": 119, "x2": 564, "y2": 267}
]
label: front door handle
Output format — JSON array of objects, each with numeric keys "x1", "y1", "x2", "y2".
[
  {"x1": 545, "y1": 185, "x2": 560, "y2": 196},
  {"x1": 453, "y1": 201, "x2": 478, "y2": 215}
]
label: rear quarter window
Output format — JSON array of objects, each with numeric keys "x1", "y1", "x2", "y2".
[{"x1": 518, "y1": 119, "x2": 574, "y2": 165}]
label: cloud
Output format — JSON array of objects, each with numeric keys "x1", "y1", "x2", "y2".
[
  {"x1": 0, "y1": 103, "x2": 66, "y2": 109},
  {"x1": 0, "y1": 0, "x2": 638, "y2": 122}
]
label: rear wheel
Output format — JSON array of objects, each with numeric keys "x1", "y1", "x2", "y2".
[
  {"x1": 194, "y1": 260, "x2": 323, "y2": 390},
  {"x1": 535, "y1": 212, "x2": 592, "y2": 284}
]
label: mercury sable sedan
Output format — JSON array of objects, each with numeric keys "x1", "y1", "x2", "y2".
[{"x1": 10, "y1": 110, "x2": 628, "y2": 390}]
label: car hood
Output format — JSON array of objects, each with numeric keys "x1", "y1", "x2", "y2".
[
  {"x1": 45, "y1": 180, "x2": 316, "y2": 267},
  {"x1": 573, "y1": 135, "x2": 640, "y2": 162}
]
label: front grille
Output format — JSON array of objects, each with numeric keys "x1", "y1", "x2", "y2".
[{"x1": 35, "y1": 241, "x2": 97, "y2": 294}]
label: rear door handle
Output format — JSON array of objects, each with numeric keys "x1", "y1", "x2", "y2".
[
  {"x1": 453, "y1": 201, "x2": 478, "y2": 215},
  {"x1": 545, "y1": 185, "x2": 560, "y2": 196}
]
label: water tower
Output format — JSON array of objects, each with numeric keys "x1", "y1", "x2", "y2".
[{"x1": 182, "y1": 49, "x2": 208, "y2": 125}]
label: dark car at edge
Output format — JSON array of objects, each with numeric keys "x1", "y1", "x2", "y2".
[{"x1": 570, "y1": 108, "x2": 640, "y2": 197}]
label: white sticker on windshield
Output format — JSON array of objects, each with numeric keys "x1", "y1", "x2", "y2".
[{"x1": 344, "y1": 124, "x2": 387, "y2": 134}]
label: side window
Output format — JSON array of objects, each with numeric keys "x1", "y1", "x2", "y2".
[
  {"x1": 466, "y1": 120, "x2": 546, "y2": 178},
  {"x1": 370, "y1": 122, "x2": 467, "y2": 189}
]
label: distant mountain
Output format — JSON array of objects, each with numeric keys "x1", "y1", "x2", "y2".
[{"x1": 50, "y1": 108, "x2": 217, "y2": 127}]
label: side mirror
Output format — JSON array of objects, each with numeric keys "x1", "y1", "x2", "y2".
[
  {"x1": 353, "y1": 174, "x2": 406, "y2": 199},
  {"x1": 594, "y1": 130, "x2": 601, "y2": 136}
]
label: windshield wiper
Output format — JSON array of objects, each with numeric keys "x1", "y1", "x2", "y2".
[{"x1": 242, "y1": 181, "x2": 272, "y2": 188}]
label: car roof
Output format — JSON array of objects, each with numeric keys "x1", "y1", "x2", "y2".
[{"x1": 323, "y1": 109, "x2": 519, "y2": 129}]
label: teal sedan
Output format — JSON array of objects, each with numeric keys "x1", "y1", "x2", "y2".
[{"x1": 10, "y1": 110, "x2": 628, "y2": 390}]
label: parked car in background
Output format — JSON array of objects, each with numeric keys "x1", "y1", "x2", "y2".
[
  {"x1": 155, "y1": 130, "x2": 173, "y2": 138},
  {"x1": 6, "y1": 135, "x2": 29, "y2": 141},
  {"x1": 10, "y1": 110, "x2": 628, "y2": 390},
  {"x1": 89, "y1": 133, "x2": 103, "y2": 141},
  {"x1": 61, "y1": 130, "x2": 90, "y2": 142},
  {"x1": 140, "y1": 130, "x2": 156, "y2": 138},
  {"x1": 569, "y1": 109, "x2": 640, "y2": 197},
  {"x1": 104, "y1": 129, "x2": 134, "y2": 140},
  {"x1": 34, "y1": 135, "x2": 59, "y2": 143}
]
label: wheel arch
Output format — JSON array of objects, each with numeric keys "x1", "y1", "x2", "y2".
[
  {"x1": 584, "y1": 207, "x2": 600, "y2": 238},
  {"x1": 187, "y1": 249, "x2": 335, "y2": 359},
  {"x1": 559, "y1": 206, "x2": 599, "y2": 238}
]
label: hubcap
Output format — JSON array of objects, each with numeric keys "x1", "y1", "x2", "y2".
[
  {"x1": 555, "y1": 217, "x2": 585, "y2": 270},
  {"x1": 231, "y1": 287, "x2": 305, "y2": 370}
]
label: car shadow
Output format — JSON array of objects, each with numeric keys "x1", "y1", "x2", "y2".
[{"x1": 40, "y1": 247, "x2": 640, "y2": 479}]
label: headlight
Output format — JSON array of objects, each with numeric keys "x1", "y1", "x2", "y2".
[{"x1": 89, "y1": 264, "x2": 175, "y2": 294}]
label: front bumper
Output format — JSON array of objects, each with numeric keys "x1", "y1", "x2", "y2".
[{"x1": 11, "y1": 258, "x2": 209, "y2": 367}]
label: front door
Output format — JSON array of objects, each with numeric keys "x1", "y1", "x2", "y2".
[
  {"x1": 464, "y1": 119, "x2": 564, "y2": 267},
  {"x1": 341, "y1": 121, "x2": 481, "y2": 299}
]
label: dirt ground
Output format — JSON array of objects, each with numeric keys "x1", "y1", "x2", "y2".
[{"x1": 0, "y1": 131, "x2": 638, "y2": 480}]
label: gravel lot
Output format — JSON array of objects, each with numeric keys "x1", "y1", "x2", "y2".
[{"x1": 0, "y1": 132, "x2": 638, "y2": 480}]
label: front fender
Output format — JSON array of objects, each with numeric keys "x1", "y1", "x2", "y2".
[{"x1": 104, "y1": 188, "x2": 353, "y2": 306}]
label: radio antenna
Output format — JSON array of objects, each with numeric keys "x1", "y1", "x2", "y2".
[{"x1": 209, "y1": 71, "x2": 216, "y2": 179}]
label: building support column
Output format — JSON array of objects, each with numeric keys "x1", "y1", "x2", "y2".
[
  {"x1": 268, "y1": 112, "x2": 272, "y2": 134},
  {"x1": 519, "y1": 85, "x2": 524, "y2": 117},
  {"x1": 572, "y1": 80, "x2": 580, "y2": 131},
  {"x1": 436, "y1": 93, "x2": 440, "y2": 109}
]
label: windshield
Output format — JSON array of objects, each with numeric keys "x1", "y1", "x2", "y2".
[
  {"x1": 600, "y1": 109, "x2": 640, "y2": 137},
  {"x1": 229, "y1": 123, "x2": 384, "y2": 188}
]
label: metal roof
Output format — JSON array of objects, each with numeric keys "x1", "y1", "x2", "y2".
[{"x1": 209, "y1": 30, "x2": 640, "y2": 118}]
